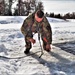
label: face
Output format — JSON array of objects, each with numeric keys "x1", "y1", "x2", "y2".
[{"x1": 35, "y1": 13, "x2": 43, "y2": 22}]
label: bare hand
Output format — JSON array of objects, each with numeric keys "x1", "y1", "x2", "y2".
[
  {"x1": 29, "y1": 38, "x2": 36, "y2": 44},
  {"x1": 46, "y1": 44, "x2": 51, "y2": 50}
]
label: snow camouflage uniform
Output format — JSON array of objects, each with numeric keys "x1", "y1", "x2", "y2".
[{"x1": 21, "y1": 12, "x2": 52, "y2": 51}]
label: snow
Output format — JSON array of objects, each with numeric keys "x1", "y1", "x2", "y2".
[{"x1": 0, "y1": 16, "x2": 75, "y2": 75}]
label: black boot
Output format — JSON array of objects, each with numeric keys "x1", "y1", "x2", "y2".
[{"x1": 24, "y1": 48, "x2": 30, "y2": 54}]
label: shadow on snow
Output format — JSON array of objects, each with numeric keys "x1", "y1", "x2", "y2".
[{"x1": 53, "y1": 41, "x2": 75, "y2": 55}]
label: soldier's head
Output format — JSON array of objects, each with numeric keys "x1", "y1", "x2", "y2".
[{"x1": 35, "y1": 10, "x2": 44, "y2": 22}]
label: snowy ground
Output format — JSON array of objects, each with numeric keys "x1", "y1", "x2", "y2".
[{"x1": 0, "y1": 16, "x2": 75, "y2": 75}]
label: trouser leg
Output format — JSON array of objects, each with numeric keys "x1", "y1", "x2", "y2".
[
  {"x1": 25, "y1": 36, "x2": 32, "y2": 50},
  {"x1": 24, "y1": 36, "x2": 32, "y2": 54}
]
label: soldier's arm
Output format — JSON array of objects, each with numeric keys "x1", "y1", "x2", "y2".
[
  {"x1": 21, "y1": 19, "x2": 28, "y2": 36},
  {"x1": 21, "y1": 17, "x2": 33, "y2": 40},
  {"x1": 42, "y1": 17, "x2": 52, "y2": 44}
]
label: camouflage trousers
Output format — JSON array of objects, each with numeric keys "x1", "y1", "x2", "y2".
[{"x1": 25, "y1": 36, "x2": 47, "y2": 50}]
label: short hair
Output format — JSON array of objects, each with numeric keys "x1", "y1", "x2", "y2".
[{"x1": 36, "y1": 10, "x2": 44, "y2": 18}]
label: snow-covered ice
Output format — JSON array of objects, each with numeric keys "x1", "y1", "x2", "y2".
[{"x1": 0, "y1": 16, "x2": 75, "y2": 75}]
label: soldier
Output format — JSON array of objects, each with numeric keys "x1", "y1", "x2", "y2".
[{"x1": 21, "y1": 10, "x2": 52, "y2": 54}]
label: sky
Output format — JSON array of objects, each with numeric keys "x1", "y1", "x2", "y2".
[{"x1": 41, "y1": 0, "x2": 75, "y2": 15}]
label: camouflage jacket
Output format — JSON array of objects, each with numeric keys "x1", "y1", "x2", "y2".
[{"x1": 21, "y1": 13, "x2": 52, "y2": 44}]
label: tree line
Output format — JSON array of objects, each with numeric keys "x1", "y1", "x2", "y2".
[
  {"x1": 0, "y1": 0, "x2": 43, "y2": 16},
  {"x1": 45, "y1": 12, "x2": 75, "y2": 19}
]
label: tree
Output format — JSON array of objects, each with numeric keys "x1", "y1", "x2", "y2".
[
  {"x1": 64, "y1": 13, "x2": 70, "y2": 19},
  {"x1": 50, "y1": 13, "x2": 54, "y2": 17},
  {"x1": 0, "y1": 0, "x2": 5, "y2": 15},
  {"x1": 45, "y1": 12, "x2": 49, "y2": 17},
  {"x1": 72, "y1": 12, "x2": 75, "y2": 19},
  {"x1": 35, "y1": 1, "x2": 44, "y2": 11},
  {"x1": 9, "y1": 0, "x2": 12, "y2": 15}
]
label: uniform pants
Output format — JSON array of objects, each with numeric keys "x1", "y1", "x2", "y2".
[{"x1": 25, "y1": 36, "x2": 47, "y2": 50}]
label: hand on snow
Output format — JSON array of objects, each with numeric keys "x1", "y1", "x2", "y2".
[{"x1": 46, "y1": 44, "x2": 51, "y2": 51}]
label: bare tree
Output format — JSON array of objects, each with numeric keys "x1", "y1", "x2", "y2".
[
  {"x1": 0, "y1": 0, "x2": 5, "y2": 15},
  {"x1": 9, "y1": 0, "x2": 12, "y2": 15}
]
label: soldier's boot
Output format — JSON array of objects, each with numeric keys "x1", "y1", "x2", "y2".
[
  {"x1": 24, "y1": 48, "x2": 31, "y2": 54},
  {"x1": 24, "y1": 42, "x2": 32, "y2": 54}
]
